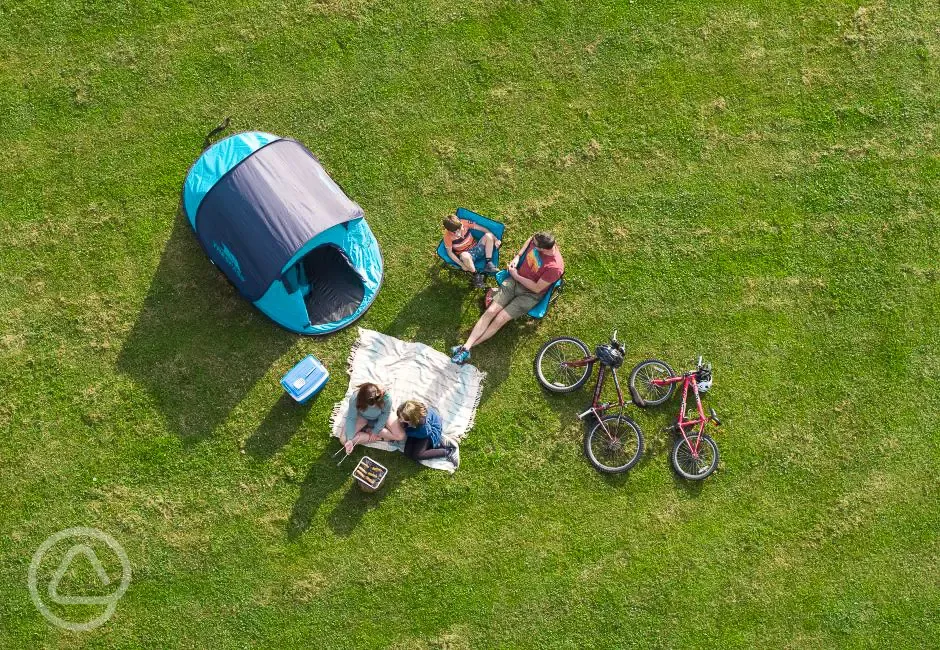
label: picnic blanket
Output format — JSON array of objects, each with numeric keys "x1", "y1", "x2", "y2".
[{"x1": 329, "y1": 328, "x2": 485, "y2": 472}]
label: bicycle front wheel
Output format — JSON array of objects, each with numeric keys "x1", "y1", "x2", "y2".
[
  {"x1": 584, "y1": 415, "x2": 644, "y2": 474},
  {"x1": 671, "y1": 434, "x2": 719, "y2": 480},
  {"x1": 629, "y1": 359, "x2": 676, "y2": 406},
  {"x1": 534, "y1": 337, "x2": 593, "y2": 393}
]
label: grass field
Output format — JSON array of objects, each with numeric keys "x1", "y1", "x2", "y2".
[{"x1": 1, "y1": 0, "x2": 938, "y2": 647}]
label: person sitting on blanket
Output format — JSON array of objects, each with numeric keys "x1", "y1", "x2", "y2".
[
  {"x1": 451, "y1": 231, "x2": 564, "y2": 365},
  {"x1": 387, "y1": 400, "x2": 459, "y2": 467},
  {"x1": 443, "y1": 213, "x2": 501, "y2": 289},
  {"x1": 343, "y1": 383, "x2": 404, "y2": 453}
]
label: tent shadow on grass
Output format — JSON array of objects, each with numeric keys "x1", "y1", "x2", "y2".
[{"x1": 117, "y1": 212, "x2": 295, "y2": 443}]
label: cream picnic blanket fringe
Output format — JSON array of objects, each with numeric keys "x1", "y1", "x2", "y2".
[{"x1": 329, "y1": 328, "x2": 486, "y2": 472}]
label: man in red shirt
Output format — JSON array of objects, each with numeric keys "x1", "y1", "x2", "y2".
[{"x1": 451, "y1": 232, "x2": 564, "y2": 364}]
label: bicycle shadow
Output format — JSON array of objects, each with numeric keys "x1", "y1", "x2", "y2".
[
  {"x1": 117, "y1": 212, "x2": 295, "y2": 443},
  {"x1": 637, "y1": 406, "x2": 713, "y2": 495},
  {"x1": 672, "y1": 473, "x2": 706, "y2": 496}
]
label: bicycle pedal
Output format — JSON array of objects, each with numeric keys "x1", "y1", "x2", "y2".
[{"x1": 709, "y1": 407, "x2": 722, "y2": 426}]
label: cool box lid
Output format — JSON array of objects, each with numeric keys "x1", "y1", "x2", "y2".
[{"x1": 280, "y1": 354, "x2": 329, "y2": 403}]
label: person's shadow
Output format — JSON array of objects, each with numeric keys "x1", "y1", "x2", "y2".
[
  {"x1": 287, "y1": 446, "x2": 420, "y2": 539},
  {"x1": 243, "y1": 395, "x2": 310, "y2": 460},
  {"x1": 116, "y1": 212, "x2": 295, "y2": 443},
  {"x1": 471, "y1": 316, "x2": 530, "y2": 406},
  {"x1": 326, "y1": 454, "x2": 420, "y2": 536}
]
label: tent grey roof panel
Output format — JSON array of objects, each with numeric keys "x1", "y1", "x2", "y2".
[{"x1": 194, "y1": 139, "x2": 363, "y2": 301}]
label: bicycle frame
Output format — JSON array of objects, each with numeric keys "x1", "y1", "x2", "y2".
[
  {"x1": 653, "y1": 373, "x2": 708, "y2": 456},
  {"x1": 572, "y1": 360, "x2": 629, "y2": 428}
]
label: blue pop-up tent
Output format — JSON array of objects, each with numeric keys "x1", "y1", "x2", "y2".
[{"x1": 182, "y1": 132, "x2": 383, "y2": 335}]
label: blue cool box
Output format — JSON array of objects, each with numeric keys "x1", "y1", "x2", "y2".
[{"x1": 280, "y1": 355, "x2": 330, "y2": 404}]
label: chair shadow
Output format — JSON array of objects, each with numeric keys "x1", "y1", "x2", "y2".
[
  {"x1": 116, "y1": 212, "x2": 295, "y2": 443},
  {"x1": 419, "y1": 264, "x2": 535, "y2": 405},
  {"x1": 384, "y1": 264, "x2": 475, "y2": 347},
  {"x1": 243, "y1": 394, "x2": 310, "y2": 460},
  {"x1": 286, "y1": 447, "x2": 420, "y2": 539}
]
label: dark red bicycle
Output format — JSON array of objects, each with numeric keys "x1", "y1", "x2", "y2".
[
  {"x1": 628, "y1": 357, "x2": 722, "y2": 480},
  {"x1": 534, "y1": 331, "x2": 644, "y2": 474}
]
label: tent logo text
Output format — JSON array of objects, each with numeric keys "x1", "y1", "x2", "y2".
[{"x1": 213, "y1": 241, "x2": 245, "y2": 281}]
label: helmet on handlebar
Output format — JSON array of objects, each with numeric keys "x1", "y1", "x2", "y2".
[
  {"x1": 595, "y1": 344, "x2": 624, "y2": 369},
  {"x1": 696, "y1": 363, "x2": 713, "y2": 393}
]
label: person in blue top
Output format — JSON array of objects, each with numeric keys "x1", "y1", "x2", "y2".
[
  {"x1": 343, "y1": 383, "x2": 403, "y2": 453},
  {"x1": 389, "y1": 400, "x2": 459, "y2": 467}
]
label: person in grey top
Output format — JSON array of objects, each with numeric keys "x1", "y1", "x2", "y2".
[{"x1": 343, "y1": 383, "x2": 403, "y2": 453}]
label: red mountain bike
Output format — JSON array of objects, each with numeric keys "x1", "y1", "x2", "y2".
[
  {"x1": 534, "y1": 331, "x2": 644, "y2": 474},
  {"x1": 628, "y1": 357, "x2": 721, "y2": 480}
]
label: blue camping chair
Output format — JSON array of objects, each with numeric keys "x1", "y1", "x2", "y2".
[
  {"x1": 493, "y1": 269, "x2": 564, "y2": 319},
  {"x1": 436, "y1": 208, "x2": 505, "y2": 272}
]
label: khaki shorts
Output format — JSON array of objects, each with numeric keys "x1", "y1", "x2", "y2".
[{"x1": 492, "y1": 277, "x2": 541, "y2": 319}]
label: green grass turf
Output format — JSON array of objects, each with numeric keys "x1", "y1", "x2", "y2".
[{"x1": 1, "y1": 0, "x2": 938, "y2": 647}]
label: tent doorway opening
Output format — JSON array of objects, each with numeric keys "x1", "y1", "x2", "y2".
[{"x1": 285, "y1": 245, "x2": 366, "y2": 326}]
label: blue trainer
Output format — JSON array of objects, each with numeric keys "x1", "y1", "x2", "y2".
[
  {"x1": 450, "y1": 345, "x2": 463, "y2": 356},
  {"x1": 451, "y1": 348, "x2": 471, "y2": 365}
]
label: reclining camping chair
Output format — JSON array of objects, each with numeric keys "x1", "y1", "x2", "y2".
[
  {"x1": 492, "y1": 269, "x2": 564, "y2": 319},
  {"x1": 436, "y1": 207, "x2": 505, "y2": 272}
]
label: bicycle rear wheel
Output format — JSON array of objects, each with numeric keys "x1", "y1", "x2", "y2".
[
  {"x1": 584, "y1": 415, "x2": 644, "y2": 474},
  {"x1": 629, "y1": 359, "x2": 676, "y2": 406},
  {"x1": 534, "y1": 337, "x2": 593, "y2": 393},
  {"x1": 671, "y1": 434, "x2": 719, "y2": 480}
]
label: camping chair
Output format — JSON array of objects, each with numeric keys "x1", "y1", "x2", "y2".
[
  {"x1": 492, "y1": 269, "x2": 564, "y2": 319},
  {"x1": 436, "y1": 208, "x2": 505, "y2": 273}
]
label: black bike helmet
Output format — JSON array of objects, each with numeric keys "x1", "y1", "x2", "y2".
[
  {"x1": 696, "y1": 364, "x2": 713, "y2": 393},
  {"x1": 595, "y1": 344, "x2": 624, "y2": 368}
]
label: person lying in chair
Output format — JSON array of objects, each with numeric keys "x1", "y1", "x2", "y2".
[
  {"x1": 443, "y1": 213, "x2": 501, "y2": 288},
  {"x1": 451, "y1": 231, "x2": 564, "y2": 364}
]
